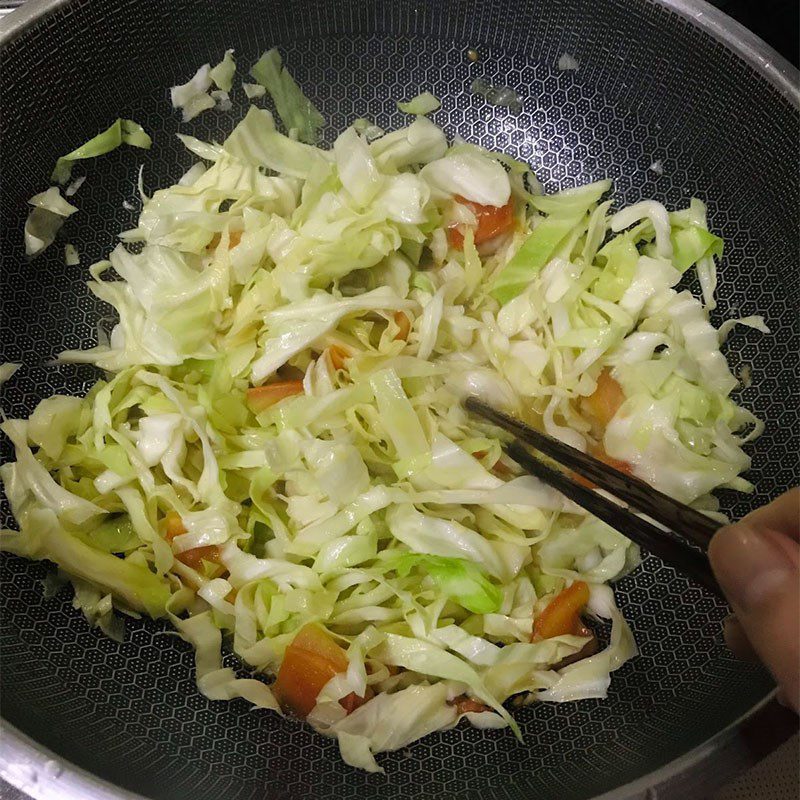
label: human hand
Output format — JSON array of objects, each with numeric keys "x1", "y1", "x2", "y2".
[{"x1": 708, "y1": 488, "x2": 799, "y2": 712}]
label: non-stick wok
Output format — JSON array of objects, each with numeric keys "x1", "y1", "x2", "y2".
[{"x1": 0, "y1": 1, "x2": 798, "y2": 799}]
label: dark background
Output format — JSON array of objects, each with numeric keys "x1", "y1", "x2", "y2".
[{"x1": 715, "y1": 0, "x2": 799, "y2": 65}]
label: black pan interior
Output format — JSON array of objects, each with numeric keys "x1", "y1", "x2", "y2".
[{"x1": 1, "y1": 1, "x2": 798, "y2": 799}]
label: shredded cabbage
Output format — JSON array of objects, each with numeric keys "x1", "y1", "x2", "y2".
[
  {"x1": 249, "y1": 48, "x2": 324, "y2": 144},
  {"x1": 470, "y1": 79, "x2": 523, "y2": 113},
  {"x1": 2, "y1": 50, "x2": 764, "y2": 771},
  {"x1": 243, "y1": 82, "x2": 266, "y2": 100},
  {"x1": 170, "y1": 63, "x2": 216, "y2": 121},
  {"x1": 0, "y1": 363, "x2": 20, "y2": 387},
  {"x1": 24, "y1": 187, "x2": 78, "y2": 257},
  {"x1": 65, "y1": 175, "x2": 86, "y2": 197},
  {"x1": 209, "y1": 49, "x2": 236, "y2": 93},
  {"x1": 52, "y1": 119, "x2": 152, "y2": 183},
  {"x1": 64, "y1": 243, "x2": 80, "y2": 266},
  {"x1": 397, "y1": 92, "x2": 441, "y2": 116},
  {"x1": 557, "y1": 53, "x2": 580, "y2": 71}
]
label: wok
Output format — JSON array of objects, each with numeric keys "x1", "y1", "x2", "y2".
[{"x1": 0, "y1": 1, "x2": 798, "y2": 798}]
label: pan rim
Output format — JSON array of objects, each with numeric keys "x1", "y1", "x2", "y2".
[
  {"x1": 0, "y1": 0, "x2": 793, "y2": 798},
  {"x1": 0, "y1": 0, "x2": 798, "y2": 104},
  {"x1": 653, "y1": 0, "x2": 799, "y2": 104},
  {"x1": 0, "y1": 689, "x2": 778, "y2": 800},
  {"x1": 0, "y1": 691, "x2": 780, "y2": 800}
]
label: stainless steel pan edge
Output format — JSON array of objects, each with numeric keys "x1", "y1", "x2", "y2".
[
  {"x1": 0, "y1": 1, "x2": 795, "y2": 798},
  {"x1": 1, "y1": 0, "x2": 796, "y2": 100},
  {"x1": 1, "y1": 696, "x2": 778, "y2": 800}
]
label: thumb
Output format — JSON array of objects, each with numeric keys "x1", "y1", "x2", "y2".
[{"x1": 708, "y1": 522, "x2": 799, "y2": 712}]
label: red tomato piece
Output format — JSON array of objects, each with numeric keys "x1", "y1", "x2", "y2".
[
  {"x1": 583, "y1": 369, "x2": 626, "y2": 428},
  {"x1": 532, "y1": 580, "x2": 591, "y2": 641},
  {"x1": 451, "y1": 696, "x2": 491, "y2": 715},
  {"x1": 447, "y1": 196, "x2": 515, "y2": 250},
  {"x1": 273, "y1": 623, "x2": 350, "y2": 718},
  {"x1": 393, "y1": 311, "x2": 411, "y2": 341},
  {"x1": 176, "y1": 545, "x2": 221, "y2": 570},
  {"x1": 246, "y1": 381, "x2": 304, "y2": 413}
]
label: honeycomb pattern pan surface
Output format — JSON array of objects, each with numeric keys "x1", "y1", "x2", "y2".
[{"x1": 0, "y1": 1, "x2": 798, "y2": 799}]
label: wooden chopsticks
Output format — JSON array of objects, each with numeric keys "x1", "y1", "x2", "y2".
[{"x1": 465, "y1": 396, "x2": 724, "y2": 597}]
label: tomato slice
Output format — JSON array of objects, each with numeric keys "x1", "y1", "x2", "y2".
[
  {"x1": 246, "y1": 380, "x2": 304, "y2": 413},
  {"x1": 176, "y1": 545, "x2": 221, "y2": 570},
  {"x1": 164, "y1": 511, "x2": 186, "y2": 541},
  {"x1": 491, "y1": 458, "x2": 514, "y2": 477},
  {"x1": 164, "y1": 512, "x2": 222, "y2": 570},
  {"x1": 274, "y1": 623, "x2": 351, "y2": 718},
  {"x1": 339, "y1": 688, "x2": 374, "y2": 714},
  {"x1": 451, "y1": 696, "x2": 491, "y2": 715},
  {"x1": 572, "y1": 443, "x2": 632, "y2": 489},
  {"x1": 327, "y1": 344, "x2": 351, "y2": 371},
  {"x1": 592, "y1": 444, "x2": 632, "y2": 476},
  {"x1": 532, "y1": 580, "x2": 591, "y2": 641},
  {"x1": 393, "y1": 311, "x2": 411, "y2": 341},
  {"x1": 208, "y1": 230, "x2": 243, "y2": 251},
  {"x1": 447, "y1": 196, "x2": 515, "y2": 249},
  {"x1": 583, "y1": 369, "x2": 626, "y2": 428},
  {"x1": 576, "y1": 369, "x2": 632, "y2": 482}
]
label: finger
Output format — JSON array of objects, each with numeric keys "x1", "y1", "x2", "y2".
[
  {"x1": 777, "y1": 689, "x2": 793, "y2": 709},
  {"x1": 723, "y1": 615, "x2": 760, "y2": 662},
  {"x1": 709, "y1": 522, "x2": 800, "y2": 712},
  {"x1": 743, "y1": 488, "x2": 800, "y2": 541}
]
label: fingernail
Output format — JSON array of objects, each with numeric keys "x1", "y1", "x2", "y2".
[{"x1": 708, "y1": 524, "x2": 797, "y2": 613}]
